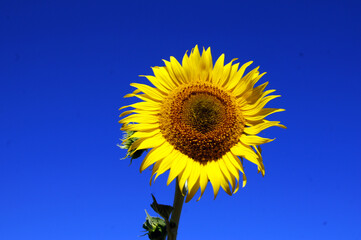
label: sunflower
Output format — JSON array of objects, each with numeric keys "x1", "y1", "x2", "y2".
[{"x1": 119, "y1": 46, "x2": 285, "y2": 202}]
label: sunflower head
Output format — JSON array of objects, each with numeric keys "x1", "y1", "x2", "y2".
[{"x1": 119, "y1": 46, "x2": 285, "y2": 202}]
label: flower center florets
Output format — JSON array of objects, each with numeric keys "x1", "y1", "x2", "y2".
[
  {"x1": 159, "y1": 83, "x2": 244, "y2": 162},
  {"x1": 183, "y1": 93, "x2": 225, "y2": 134}
]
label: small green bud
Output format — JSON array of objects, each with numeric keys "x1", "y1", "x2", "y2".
[
  {"x1": 142, "y1": 210, "x2": 167, "y2": 240},
  {"x1": 118, "y1": 130, "x2": 147, "y2": 163}
]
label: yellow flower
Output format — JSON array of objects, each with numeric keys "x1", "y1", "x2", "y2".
[{"x1": 119, "y1": 46, "x2": 285, "y2": 202}]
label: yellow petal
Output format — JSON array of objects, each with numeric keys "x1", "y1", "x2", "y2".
[
  {"x1": 186, "y1": 162, "x2": 201, "y2": 202},
  {"x1": 223, "y1": 154, "x2": 240, "y2": 193},
  {"x1": 199, "y1": 47, "x2": 212, "y2": 81},
  {"x1": 122, "y1": 108, "x2": 159, "y2": 116},
  {"x1": 241, "y1": 89, "x2": 276, "y2": 109},
  {"x1": 244, "y1": 121, "x2": 286, "y2": 135},
  {"x1": 119, "y1": 105, "x2": 130, "y2": 111},
  {"x1": 218, "y1": 156, "x2": 236, "y2": 193},
  {"x1": 240, "y1": 135, "x2": 274, "y2": 145},
  {"x1": 207, "y1": 161, "x2": 221, "y2": 199},
  {"x1": 140, "y1": 141, "x2": 173, "y2": 172},
  {"x1": 185, "y1": 179, "x2": 200, "y2": 203},
  {"x1": 219, "y1": 169, "x2": 232, "y2": 196},
  {"x1": 120, "y1": 113, "x2": 159, "y2": 124},
  {"x1": 131, "y1": 128, "x2": 161, "y2": 139},
  {"x1": 181, "y1": 51, "x2": 192, "y2": 81},
  {"x1": 121, "y1": 123, "x2": 159, "y2": 132},
  {"x1": 233, "y1": 68, "x2": 262, "y2": 97},
  {"x1": 254, "y1": 146, "x2": 265, "y2": 176},
  {"x1": 224, "y1": 62, "x2": 240, "y2": 89},
  {"x1": 231, "y1": 143, "x2": 263, "y2": 173},
  {"x1": 187, "y1": 161, "x2": 201, "y2": 194},
  {"x1": 191, "y1": 45, "x2": 201, "y2": 67},
  {"x1": 197, "y1": 165, "x2": 208, "y2": 201},
  {"x1": 167, "y1": 153, "x2": 188, "y2": 186},
  {"x1": 212, "y1": 54, "x2": 225, "y2": 84},
  {"x1": 244, "y1": 108, "x2": 285, "y2": 121},
  {"x1": 152, "y1": 66, "x2": 177, "y2": 89},
  {"x1": 226, "y1": 61, "x2": 253, "y2": 90},
  {"x1": 228, "y1": 154, "x2": 247, "y2": 188},
  {"x1": 130, "y1": 83, "x2": 165, "y2": 101},
  {"x1": 169, "y1": 56, "x2": 188, "y2": 83},
  {"x1": 129, "y1": 133, "x2": 165, "y2": 151},
  {"x1": 243, "y1": 67, "x2": 261, "y2": 86},
  {"x1": 178, "y1": 159, "x2": 194, "y2": 194},
  {"x1": 119, "y1": 110, "x2": 133, "y2": 118},
  {"x1": 201, "y1": 47, "x2": 213, "y2": 70},
  {"x1": 154, "y1": 150, "x2": 180, "y2": 181},
  {"x1": 150, "y1": 160, "x2": 162, "y2": 185},
  {"x1": 141, "y1": 75, "x2": 171, "y2": 93},
  {"x1": 233, "y1": 80, "x2": 256, "y2": 100},
  {"x1": 163, "y1": 60, "x2": 184, "y2": 86},
  {"x1": 130, "y1": 93, "x2": 163, "y2": 104},
  {"x1": 225, "y1": 152, "x2": 245, "y2": 184},
  {"x1": 124, "y1": 88, "x2": 141, "y2": 98},
  {"x1": 240, "y1": 83, "x2": 270, "y2": 104},
  {"x1": 242, "y1": 95, "x2": 281, "y2": 116},
  {"x1": 188, "y1": 46, "x2": 201, "y2": 81},
  {"x1": 127, "y1": 101, "x2": 162, "y2": 111},
  {"x1": 220, "y1": 58, "x2": 238, "y2": 87}
]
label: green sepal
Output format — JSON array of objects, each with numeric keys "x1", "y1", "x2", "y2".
[{"x1": 118, "y1": 130, "x2": 147, "y2": 163}]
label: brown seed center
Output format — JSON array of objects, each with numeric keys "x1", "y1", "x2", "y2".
[
  {"x1": 182, "y1": 93, "x2": 225, "y2": 133},
  {"x1": 159, "y1": 83, "x2": 244, "y2": 162}
]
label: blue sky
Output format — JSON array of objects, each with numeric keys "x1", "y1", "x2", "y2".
[{"x1": 1, "y1": 0, "x2": 361, "y2": 239}]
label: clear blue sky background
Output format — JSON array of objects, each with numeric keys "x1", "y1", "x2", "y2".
[{"x1": 1, "y1": 1, "x2": 361, "y2": 239}]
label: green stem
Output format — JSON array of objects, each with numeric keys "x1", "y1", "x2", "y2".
[{"x1": 168, "y1": 178, "x2": 185, "y2": 240}]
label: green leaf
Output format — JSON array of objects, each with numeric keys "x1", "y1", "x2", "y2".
[{"x1": 150, "y1": 194, "x2": 174, "y2": 221}]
